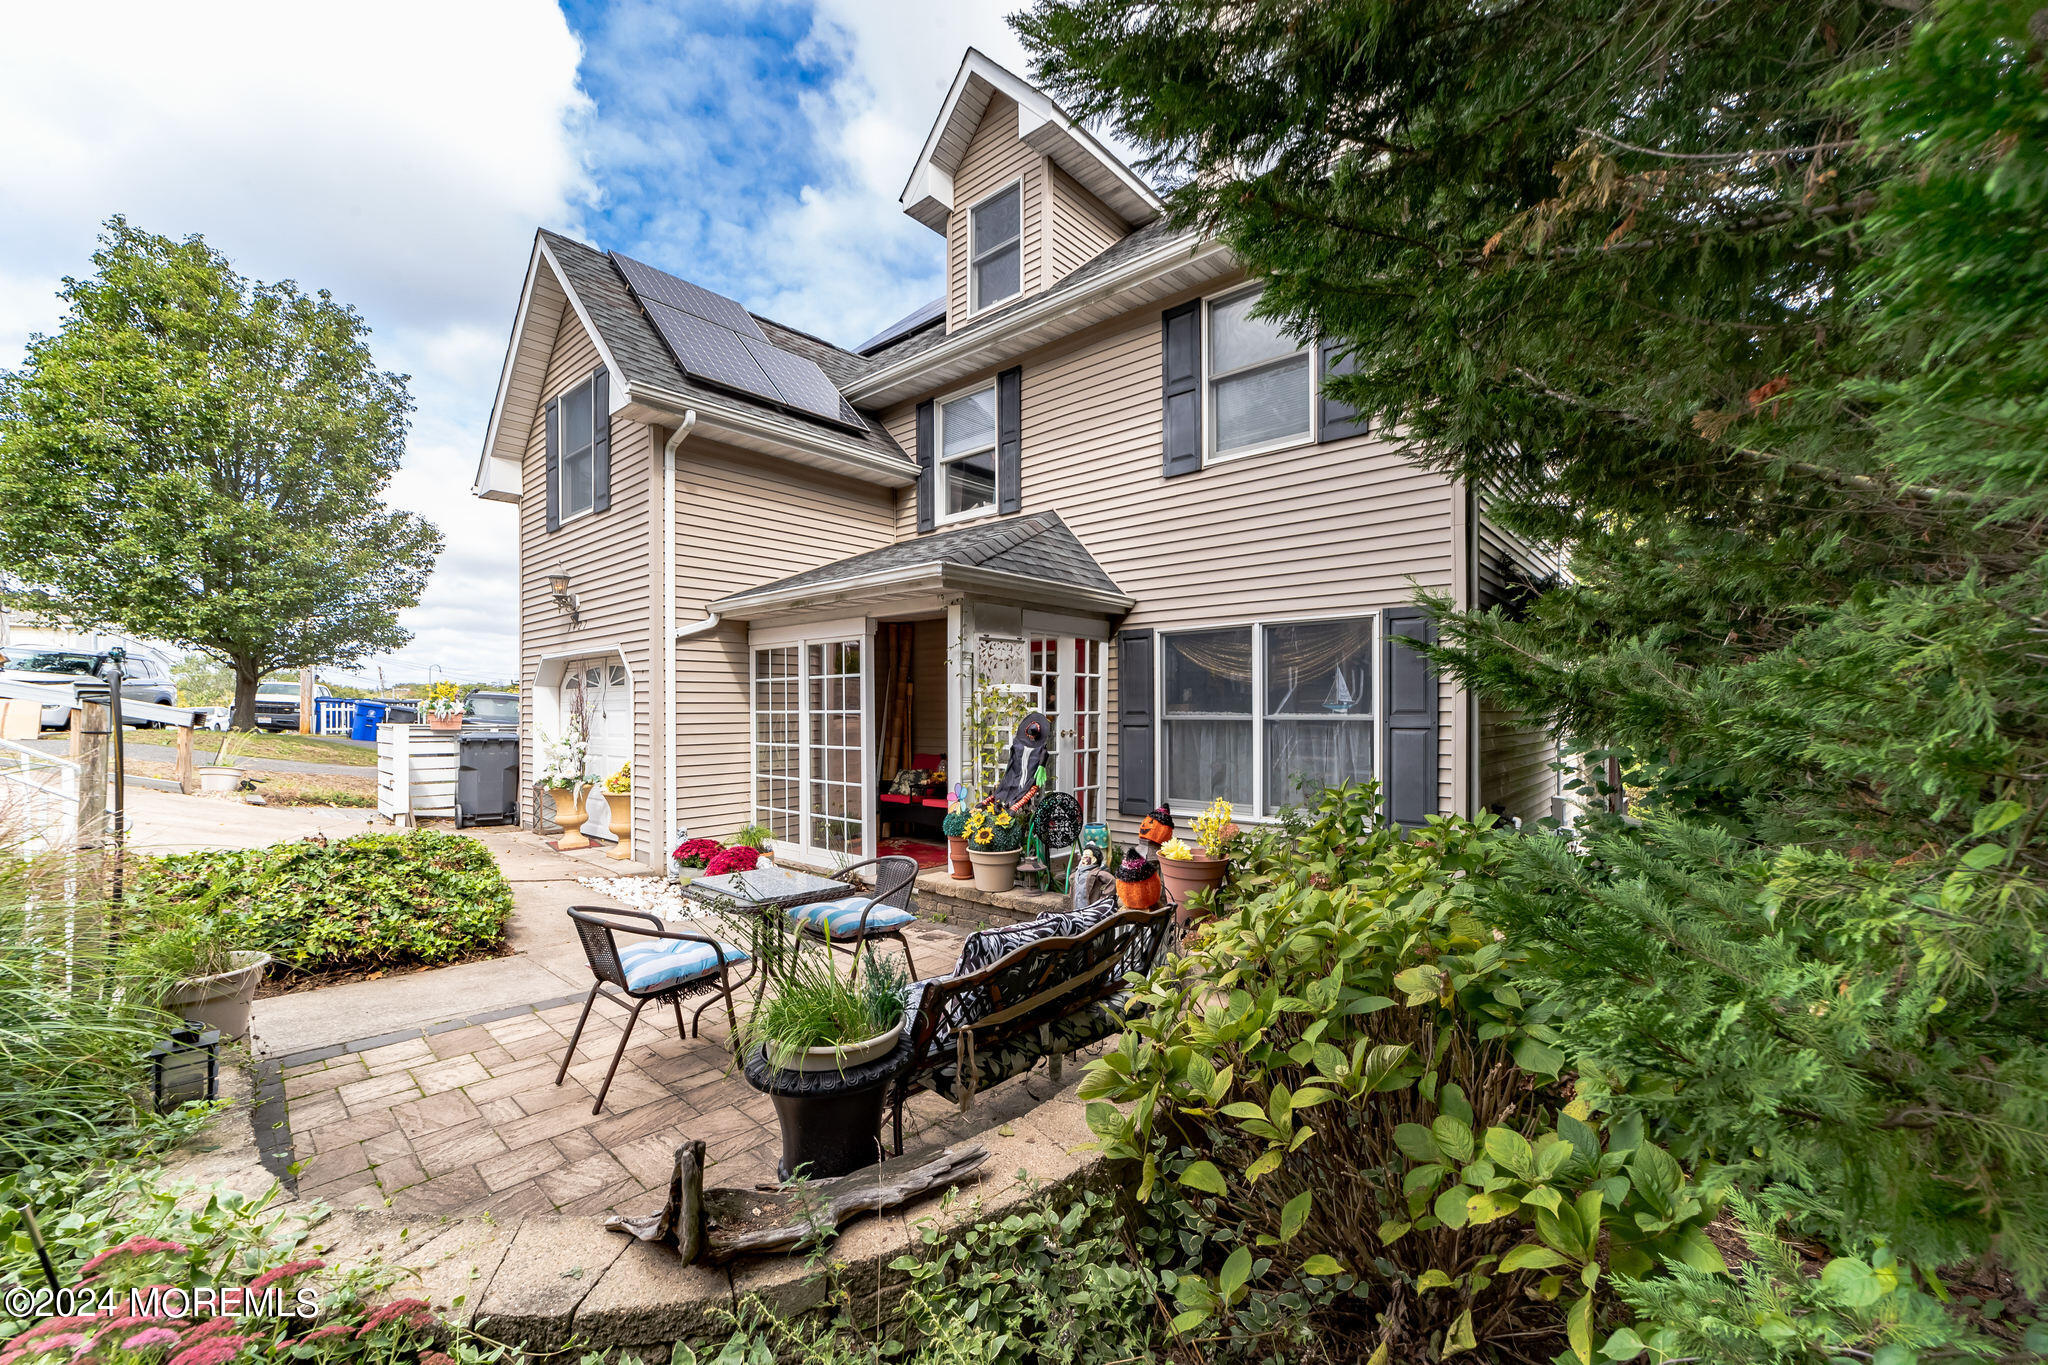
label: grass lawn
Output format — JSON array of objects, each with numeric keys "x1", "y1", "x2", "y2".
[
  {"x1": 177, "y1": 729, "x2": 377, "y2": 767},
  {"x1": 130, "y1": 759, "x2": 377, "y2": 807}
]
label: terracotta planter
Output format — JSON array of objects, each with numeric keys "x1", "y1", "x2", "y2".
[
  {"x1": 966, "y1": 846, "x2": 1023, "y2": 893},
  {"x1": 196, "y1": 765, "x2": 242, "y2": 796},
  {"x1": 1159, "y1": 848, "x2": 1228, "y2": 916},
  {"x1": 550, "y1": 785, "x2": 591, "y2": 850},
  {"x1": 427, "y1": 712, "x2": 463, "y2": 732},
  {"x1": 947, "y1": 835, "x2": 972, "y2": 880},
  {"x1": 162, "y1": 950, "x2": 270, "y2": 1042},
  {"x1": 606, "y1": 796, "x2": 633, "y2": 861}
]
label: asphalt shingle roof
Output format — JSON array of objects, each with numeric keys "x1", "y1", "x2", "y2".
[
  {"x1": 718, "y1": 510, "x2": 1123, "y2": 603},
  {"x1": 539, "y1": 230, "x2": 905, "y2": 458}
]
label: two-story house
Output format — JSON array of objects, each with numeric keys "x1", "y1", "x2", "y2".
[{"x1": 471, "y1": 49, "x2": 1559, "y2": 866}]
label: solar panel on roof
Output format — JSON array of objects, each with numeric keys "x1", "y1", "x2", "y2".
[
  {"x1": 612, "y1": 252, "x2": 766, "y2": 340},
  {"x1": 610, "y1": 249, "x2": 866, "y2": 434},
  {"x1": 743, "y1": 337, "x2": 850, "y2": 425},
  {"x1": 641, "y1": 301, "x2": 778, "y2": 399}
]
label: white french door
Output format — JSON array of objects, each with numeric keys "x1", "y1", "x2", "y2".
[
  {"x1": 562, "y1": 654, "x2": 630, "y2": 839},
  {"x1": 751, "y1": 627, "x2": 871, "y2": 864},
  {"x1": 1024, "y1": 634, "x2": 1107, "y2": 823}
]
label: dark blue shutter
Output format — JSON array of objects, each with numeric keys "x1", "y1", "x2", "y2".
[
  {"x1": 1161, "y1": 301, "x2": 1202, "y2": 478},
  {"x1": 1318, "y1": 338, "x2": 1369, "y2": 442},
  {"x1": 1381, "y1": 606, "x2": 1439, "y2": 828},
  {"x1": 1117, "y1": 629, "x2": 1155, "y2": 815},
  {"x1": 590, "y1": 367, "x2": 612, "y2": 513},
  {"x1": 543, "y1": 398, "x2": 560, "y2": 534},
  {"x1": 915, "y1": 399, "x2": 935, "y2": 533},
  {"x1": 996, "y1": 366, "x2": 1022, "y2": 514}
]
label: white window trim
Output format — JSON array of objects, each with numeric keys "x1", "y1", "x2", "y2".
[
  {"x1": 966, "y1": 177, "x2": 1025, "y2": 316},
  {"x1": 1155, "y1": 609, "x2": 1384, "y2": 822},
  {"x1": 1200, "y1": 281, "x2": 1318, "y2": 465},
  {"x1": 557, "y1": 371, "x2": 599, "y2": 525},
  {"x1": 932, "y1": 378, "x2": 1001, "y2": 528}
]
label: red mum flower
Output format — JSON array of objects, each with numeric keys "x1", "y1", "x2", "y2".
[
  {"x1": 703, "y1": 845, "x2": 761, "y2": 876},
  {"x1": 76, "y1": 1238, "x2": 190, "y2": 1277},
  {"x1": 672, "y1": 837, "x2": 723, "y2": 868}
]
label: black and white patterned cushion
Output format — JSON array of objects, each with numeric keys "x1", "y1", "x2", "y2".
[{"x1": 952, "y1": 902, "x2": 1115, "y2": 977}]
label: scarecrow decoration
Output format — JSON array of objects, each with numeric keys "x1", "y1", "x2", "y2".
[{"x1": 987, "y1": 711, "x2": 1050, "y2": 811}]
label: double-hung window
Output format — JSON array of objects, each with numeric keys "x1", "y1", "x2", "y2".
[
  {"x1": 969, "y1": 182, "x2": 1022, "y2": 312},
  {"x1": 1161, "y1": 616, "x2": 1376, "y2": 816},
  {"x1": 1206, "y1": 284, "x2": 1312, "y2": 459},
  {"x1": 935, "y1": 383, "x2": 997, "y2": 521},
  {"x1": 558, "y1": 374, "x2": 597, "y2": 520}
]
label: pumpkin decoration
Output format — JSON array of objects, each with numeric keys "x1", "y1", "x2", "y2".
[
  {"x1": 1136, "y1": 803, "x2": 1175, "y2": 849},
  {"x1": 1113, "y1": 847, "x2": 1162, "y2": 910}
]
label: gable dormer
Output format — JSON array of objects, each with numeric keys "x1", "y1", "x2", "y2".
[{"x1": 902, "y1": 50, "x2": 1162, "y2": 331}]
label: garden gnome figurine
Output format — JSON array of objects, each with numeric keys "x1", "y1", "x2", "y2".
[
  {"x1": 1113, "y1": 846, "x2": 1163, "y2": 910},
  {"x1": 1136, "y1": 802, "x2": 1174, "y2": 858}
]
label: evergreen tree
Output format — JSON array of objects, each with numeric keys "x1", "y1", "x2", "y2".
[{"x1": 1019, "y1": 0, "x2": 2047, "y2": 1348}]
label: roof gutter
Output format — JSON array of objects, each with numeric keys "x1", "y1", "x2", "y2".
[
  {"x1": 709, "y1": 560, "x2": 1134, "y2": 620},
  {"x1": 844, "y1": 233, "x2": 1226, "y2": 405},
  {"x1": 623, "y1": 379, "x2": 919, "y2": 488}
]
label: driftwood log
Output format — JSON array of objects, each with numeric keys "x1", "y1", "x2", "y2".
[{"x1": 606, "y1": 1141, "x2": 988, "y2": 1264}]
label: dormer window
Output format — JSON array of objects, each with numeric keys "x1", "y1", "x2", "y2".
[{"x1": 969, "y1": 181, "x2": 1022, "y2": 312}]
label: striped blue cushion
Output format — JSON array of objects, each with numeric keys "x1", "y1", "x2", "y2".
[
  {"x1": 790, "y1": 896, "x2": 916, "y2": 938},
  {"x1": 617, "y1": 937, "x2": 748, "y2": 992}
]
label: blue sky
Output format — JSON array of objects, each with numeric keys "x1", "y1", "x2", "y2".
[{"x1": 0, "y1": 0, "x2": 1043, "y2": 683}]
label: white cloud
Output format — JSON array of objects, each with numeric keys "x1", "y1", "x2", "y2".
[{"x1": 0, "y1": 0, "x2": 587, "y2": 683}]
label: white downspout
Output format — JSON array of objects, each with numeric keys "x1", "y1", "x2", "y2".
[{"x1": 663, "y1": 411, "x2": 697, "y2": 869}]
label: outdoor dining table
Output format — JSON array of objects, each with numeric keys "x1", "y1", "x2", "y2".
[{"x1": 676, "y1": 865, "x2": 852, "y2": 918}]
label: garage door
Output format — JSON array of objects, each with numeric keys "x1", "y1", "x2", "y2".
[{"x1": 562, "y1": 656, "x2": 631, "y2": 841}]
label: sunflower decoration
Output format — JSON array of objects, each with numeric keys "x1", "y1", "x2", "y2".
[
  {"x1": 962, "y1": 803, "x2": 1025, "y2": 853},
  {"x1": 1112, "y1": 846, "x2": 1162, "y2": 910}
]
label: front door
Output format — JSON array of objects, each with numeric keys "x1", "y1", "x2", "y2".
[
  {"x1": 562, "y1": 655, "x2": 630, "y2": 840},
  {"x1": 752, "y1": 629, "x2": 870, "y2": 865}
]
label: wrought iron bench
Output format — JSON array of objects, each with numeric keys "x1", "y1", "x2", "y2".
[{"x1": 881, "y1": 891, "x2": 1175, "y2": 1155}]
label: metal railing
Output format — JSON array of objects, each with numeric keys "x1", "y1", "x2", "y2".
[{"x1": 0, "y1": 735, "x2": 80, "y2": 856}]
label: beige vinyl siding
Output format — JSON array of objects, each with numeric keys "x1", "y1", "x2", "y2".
[
  {"x1": 669, "y1": 438, "x2": 897, "y2": 840},
  {"x1": 885, "y1": 281, "x2": 1459, "y2": 837},
  {"x1": 1046, "y1": 165, "x2": 1126, "y2": 285},
  {"x1": 945, "y1": 94, "x2": 1046, "y2": 330},
  {"x1": 517, "y1": 305, "x2": 657, "y2": 854}
]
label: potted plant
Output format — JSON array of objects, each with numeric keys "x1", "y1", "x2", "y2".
[
  {"x1": 538, "y1": 722, "x2": 591, "y2": 850},
  {"x1": 127, "y1": 912, "x2": 271, "y2": 1042},
  {"x1": 742, "y1": 951, "x2": 908, "y2": 1179},
  {"x1": 672, "y1": 837, "x2": 722, "y2": 885},
  {"x1": 941, "y1": 804, "x2": 973, "y2": 880},
  {"x1": 422, "y1": 681, "x2": 465, "y2": 732},
  {"x1": 1158, "y1": 798, "x2": 1234, "y2": 908},
  {"x1": 196, "y1": 731, "x2": 248, "y2": 796},
  {"x1": 704, "y1": 844, "x2": 762, "y2": 877},
  {"x1": 962, "y1": 803, "x2": 1026, "y2": 893},
  {"x1": 602, "y1": 763, "x2": 633, "y2": 860},
  {"x1": 731, "y1": 823, "x2": 777, "y2": 867}
]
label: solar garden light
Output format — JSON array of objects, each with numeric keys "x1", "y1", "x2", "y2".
[
  {"x1": 547, "y1": 566, "x2": 581, "y2": 627},
  {"x1": 148, "y1": 1020, "x2": 221, "y2": 1112}
]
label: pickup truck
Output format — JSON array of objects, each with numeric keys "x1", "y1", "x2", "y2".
[{"x1": 252, "y1": 680, "x2": 333, "y2": 732}]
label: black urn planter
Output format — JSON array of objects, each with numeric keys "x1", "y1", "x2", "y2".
[{"x1": 742, "y1": 1044, "x2": 900, "y2": 1181}]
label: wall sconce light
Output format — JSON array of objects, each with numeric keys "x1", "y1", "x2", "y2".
[{"x1": 547, "y1": 567, "x2": 581, "y2": 627}]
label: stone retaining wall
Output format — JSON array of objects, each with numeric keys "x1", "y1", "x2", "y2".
[{"x1": 164, "y1": 1064, "x2": 1108, "y2": 1352}]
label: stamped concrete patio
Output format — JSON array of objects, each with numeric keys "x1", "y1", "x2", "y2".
[{"x1": 272, "y1": 914, "x2": 1084, "y2": 1221}]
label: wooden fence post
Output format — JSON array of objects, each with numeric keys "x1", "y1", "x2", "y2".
[
  {"x1": 74, "y1": 695, "x2": 109, "y2": 849},
  {"x1": 174, "y1": 724, "x2": 197, "y2": 794}
]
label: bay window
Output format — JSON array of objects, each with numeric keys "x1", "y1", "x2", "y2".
[{"x1": 1160, "y1": 616, "x2": 1376, "y2": 816}]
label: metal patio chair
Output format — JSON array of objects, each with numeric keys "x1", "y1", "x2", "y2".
[
  {"x1": 782, "y1": 854, "x2": 922, "y2": 977},
  {"x1": 555, "y1": 906, "x2": 752, "y2": 1115}
]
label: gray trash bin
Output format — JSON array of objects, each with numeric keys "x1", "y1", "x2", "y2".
[{"x1": 455, "y1": 731, "x2": 520, "y2": 829}]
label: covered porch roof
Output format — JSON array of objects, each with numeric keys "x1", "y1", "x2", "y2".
[{"x1": 706, "y1": 511, "x2": 1134, "y2": 621}]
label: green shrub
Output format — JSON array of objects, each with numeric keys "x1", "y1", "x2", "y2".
[
  {"x1": 136, "y1": 830, "x2": 512, "y2": 978},
  {"x1": 941, "y1": 806, "x2": 970, "y2": 838},
  {"x1": 1082, "y1": 786, "x2": 1726, "y2": 1362}
]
